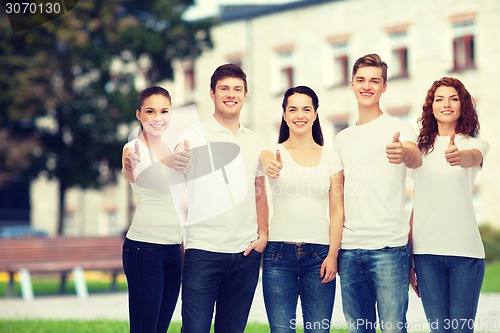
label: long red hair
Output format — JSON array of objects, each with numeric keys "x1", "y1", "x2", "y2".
[{"x1": 418, "y1": 77, "x2": 479, "y2": 154}]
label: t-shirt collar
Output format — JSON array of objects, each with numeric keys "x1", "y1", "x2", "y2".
[{"x1": 208, "y1": 115, "x2": 250, "y2": 135}]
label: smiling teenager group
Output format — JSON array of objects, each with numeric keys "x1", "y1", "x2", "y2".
[{"x1": 121, "y1": 53, "x2": 488, "y2": 333}]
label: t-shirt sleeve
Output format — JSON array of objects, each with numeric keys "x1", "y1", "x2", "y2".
[
  {"x1": 462, "y1": 136, "x2": 490, "y2": 170},
  {"x1": 398, "y1": 119, "x2": 417, "y2": 144},
  {"x1": 464, "y1": 137, "x2": 490, "y2": 157},
  {"x1": 333, "y1": 135, "x2": 341, "y2": 155},
  {"x1": 328, "y1": 149, "x2": 343, "y2": 176}
]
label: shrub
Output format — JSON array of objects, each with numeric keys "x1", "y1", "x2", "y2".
[{"x1": 479, "y1": 223, "x2": 500, "y2": 262}]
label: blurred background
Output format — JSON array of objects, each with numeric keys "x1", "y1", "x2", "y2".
[{"x1": 0, "y1": 0, "x2": 499, "y2": 259}]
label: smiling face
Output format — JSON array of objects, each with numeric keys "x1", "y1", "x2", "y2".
[
  {"x1": 136, "y1": 94, "x2": 171, "y2": 137},
  {"x1": 210, "y1": 76, "x2": 247, "y2": 120},
  {"x1": 283, "y1": 93, "x2": 317, "y2": 136},
  {"x1": 350, "y1": 66, "x2": 387, "y2": 109},
  {"x1": 432, "y1": 86, "x2": 461, "y2": 131}
]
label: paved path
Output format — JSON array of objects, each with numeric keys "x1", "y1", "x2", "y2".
[{"x1": 1, "y1": 279, "x2": 499, "y2": 331}]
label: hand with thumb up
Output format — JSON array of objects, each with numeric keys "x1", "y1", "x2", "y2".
[
  {"x1": 125, "y1": 141, "x2": 141, "y2": 172},
  {"x1": 173, "y1": 139, "x2": 191, "y2": 171},
  {"x1": 386, "y1": 131, "x2": 405, "y2": 164},
  {"x1": 262, "y1": 149, "x2": 283, "y2": 179},
  {"x1": 276, "y1": 150, "x2": 282, "y2": 164},
  {"x1": 444, "y1": 133, "x2": 460, "y2": 166}
]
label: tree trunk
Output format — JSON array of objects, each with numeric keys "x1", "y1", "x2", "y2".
[{"x1": 56, "y1": 180, "x2": 66, "y2": 235}]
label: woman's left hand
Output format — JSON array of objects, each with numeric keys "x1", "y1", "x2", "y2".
[{"x1": 320, "y1": 254, "x2": 337, "y2": 284}]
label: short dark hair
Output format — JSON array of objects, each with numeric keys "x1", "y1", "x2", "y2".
[
  {"x1": 210, "y1": 64, "x2": 248, "y2": 93},
  {"x1": 278, "y1": 85, "x2": 324, "y2": 146},
  {"x1": 352, "y1": 53, "x2": 388, "y2": 83}
]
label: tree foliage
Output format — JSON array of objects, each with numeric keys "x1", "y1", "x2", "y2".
[{"x1": 0, "y1": 0, "x2": 213, "y2": 233}]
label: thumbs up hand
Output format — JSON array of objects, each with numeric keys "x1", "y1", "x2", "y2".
[
  {"x1": 445, "y1": 133, "x2": 460, "y2": 166},
  {"x1": 173, "y1": 139, "x2": 191, "y2": 171},
  {"x1": 125, "y1": 141, "x2": 141, "y2": 172},
  {"x1": 265, "y1": 150, "x2": 283, "y2": 179},
  {"x1": 392, "y1": 131, "x2": 400, "y2": 143},
  {"x1": 386, "y1": 131, "x2": 406, "y2": 164}
]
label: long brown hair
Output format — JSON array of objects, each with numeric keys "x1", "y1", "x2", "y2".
[{"x1": 418, "y1": 77, "x2": 479, "y2": 154}]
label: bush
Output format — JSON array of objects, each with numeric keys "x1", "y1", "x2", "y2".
[{"x1": 479, "y1": 223, "x2": 500, "y2": 262}]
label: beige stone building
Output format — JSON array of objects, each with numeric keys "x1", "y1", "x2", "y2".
[{"x1": 171, "y1": 0, "x2": 500, "y2": 226}]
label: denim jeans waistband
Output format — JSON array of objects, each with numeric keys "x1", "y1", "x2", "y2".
[{"x1": 283, "y1": 241, "x2": 306, "y2": 246}]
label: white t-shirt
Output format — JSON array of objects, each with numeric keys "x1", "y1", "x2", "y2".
[
  {"x1": 411, "y1": 134, "x2": 489, "y2": 258},
  {"x1": 176, "y1": 116, "x2": 264, "y2": 253},
  {"x1": 333, "y1": 113, "x2": 416, "y2": 250},
  {"x1": 267, "y1": 144, "x2": 342, "y2": 244},
  {"x1": 123, "y1": 139, "x2": 183, "y2": 244}
]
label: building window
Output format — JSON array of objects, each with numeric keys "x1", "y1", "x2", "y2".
[
  {"x1": 106, "y1": 208, "x2": 119, "y2": 234},
  {"x1": 453, "y1": 21, "x2": 475, "y2": 72},
  {"x1": 278, "y1": 51, "x2": 294, "y2": 91},
  {"x1": 332, "y1": 42, "x2": 349, "y2": 86},
  {"x1": 333, "y1": 119, "x2": 349, "y2": 135},
  {"x1": 389, "y1": 31, "x2": 409, "y2": 79},
  {"x1": 387, "y1": 106, "x2": 411, "y2": 121},
  {"x1": 331, "y1": 114, "x2": 350, "y2": 136}
]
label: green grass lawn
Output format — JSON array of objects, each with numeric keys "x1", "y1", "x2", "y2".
[
  {"x1": 0, "y1": 320, "x2": 311, "y2": 333},
  {"x1": 0, "y1": 319, "x2": 130, "y2": 333},
  {"x1": 482, "y1": 260, "x2": 500, "y2": 292}
]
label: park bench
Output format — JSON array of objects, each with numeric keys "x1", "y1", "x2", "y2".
[{"x1": 0, "y1": 235, "x2": 124, "y2": 301}]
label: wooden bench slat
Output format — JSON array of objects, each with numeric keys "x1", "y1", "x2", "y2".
[{"x1": 0, "y1": 236, "x2": 125, "y2": 300}]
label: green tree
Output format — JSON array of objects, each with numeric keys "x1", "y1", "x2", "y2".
[{"x1": 0, "y1": 0, "x2": 212, "y2": 234}]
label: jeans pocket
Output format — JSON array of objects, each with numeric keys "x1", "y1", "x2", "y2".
[
  {"x1": 137, "y1": 243, "x2": 162, "y2": 252},
  {"x1": 313, "y1": 244, "x2": 330, "y2": 262},
  {"x1": 122, "y1": 246, "x2": 129, "y2": 274},
  {"x1": 248, "y1": 249, "x2": 263, "y2": 262},
  {"x1": 263, "y1": 242, "x2": 281, "y2": 264}
]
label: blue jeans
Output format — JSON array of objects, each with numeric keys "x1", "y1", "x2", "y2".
[
  {"x1": 414, "y1": 255, "x2": 484, "y2": 333},
  {"x1": 181, "y1": 249, "x2": 262, "y2": 333},
  {"x1": 339, "y1": 245, "x2": 410, "y2": 333},
  {"x1": 262, "y1": 242, "x2": 336, "y2": 333},
  {"x1": 122, "y1": 238, "x2": 182, "y2": 333}
]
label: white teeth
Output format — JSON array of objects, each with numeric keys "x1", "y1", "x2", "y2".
[{"x1": 225, "y1": 102, "x2": 236, "y2": 106}]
